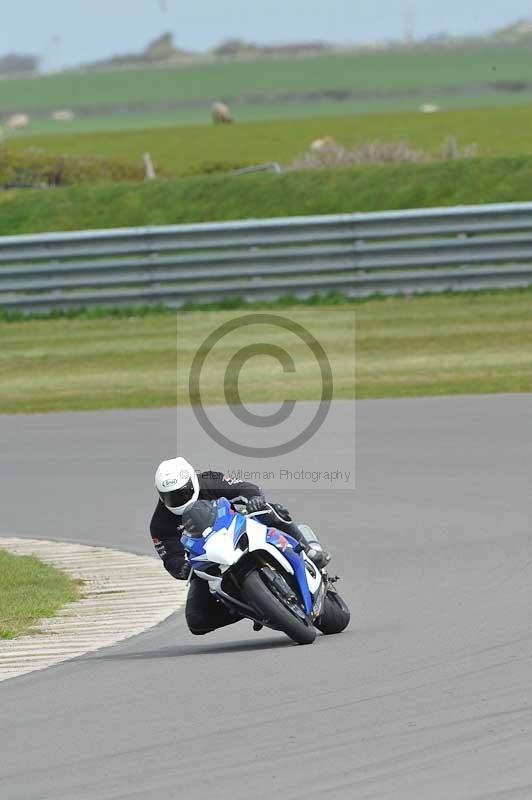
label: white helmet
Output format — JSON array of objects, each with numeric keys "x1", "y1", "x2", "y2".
[{"x1": 155, "y1": 457, "x2": 199, "y2": 515}]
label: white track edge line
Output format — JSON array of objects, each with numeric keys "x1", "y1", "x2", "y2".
[{"x1": 0, "y1": 537, "x2": 187, "y2": 683}]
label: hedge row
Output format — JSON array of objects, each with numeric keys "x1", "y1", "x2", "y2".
[{"x1": 0, "y1": 144, "x2": 146, "y2": 188}]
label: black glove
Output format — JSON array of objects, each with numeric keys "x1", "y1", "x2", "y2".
[
  {"x1": 270, "y1": 502, "x2": 292, "y2": 522},
  {"x1": 245, "y1": 495, "x2": 268, "y2": 514},
  {"x1": 165, "y1": 557, "x2": 191, "y2": 581}
]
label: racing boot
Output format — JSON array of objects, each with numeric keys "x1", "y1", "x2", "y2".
[
  {"x1": 289, "y1": 522, "x2": 331, "y2": 570},
  {"x1": 305, "y1": 541, "x2": 331, "y2": 570},
  {"x1": 266, "y1": 504, "x2": 331, "y2": 570}
]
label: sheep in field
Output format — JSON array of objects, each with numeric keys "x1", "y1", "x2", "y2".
[
  {"x1": 52, "y1": 109, "x2": 75, "y2": 122},
  {"x1": 310, "y1": 136, "x2": 337, "y2": 153},
  {"x1": 6, "y1": 113, "x2": 29, "y2": 130},
  {"x1": 212, "y1": 101, "x2": 233, "y2": 124}
]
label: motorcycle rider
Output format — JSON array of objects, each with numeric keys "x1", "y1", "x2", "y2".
[{"x1": 150, "y1": 456, "x2": 330, "y2": 635}]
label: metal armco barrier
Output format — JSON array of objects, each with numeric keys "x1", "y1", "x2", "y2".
[{"x1": 2, "y1": 201, "x2": 532, "y2": 312}]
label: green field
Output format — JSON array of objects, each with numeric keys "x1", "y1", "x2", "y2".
[
  {"x1": 5, "y1": 47, "x2": 532, "y2": 109},
  {"x1": 2, "y1": 45, "x2": 532, "y2": 133},
  {"x1": 1, "y1": 291, "x2": 531, "y2": 414},
  {"x1": 3, "y1": 102, "x2": 532, "y2": 237},
  {"x1": 2, "y1": 52, "x2": 531, "y2": 418},
  {"x1": 12, "y1": 104, "x2": 532, "y2": 181},
  {"x1": 10, "y1": 90, "x2": 532, "y2": 137},
  {"x1": 1, "y1": 153, "x2": 531, "y2": 236},
  {"x1": 0, "y1": 550, "x2": 80, "y2": 639}
]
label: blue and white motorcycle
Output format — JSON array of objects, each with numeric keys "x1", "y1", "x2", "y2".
[{"x1": 181, "y1": 497, "x2": 350, "y2": 645}]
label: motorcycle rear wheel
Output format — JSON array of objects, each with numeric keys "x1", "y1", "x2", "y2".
[{"x1": 241, "y1": 569, "x2": 316, "y2": 645}]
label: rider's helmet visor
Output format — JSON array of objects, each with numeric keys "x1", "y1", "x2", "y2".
[{"x1": 158, "y1": 478, "x2": 195, "y2": 510}]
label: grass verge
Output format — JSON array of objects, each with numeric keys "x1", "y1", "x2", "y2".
[
  {"x1": 1, "y1": 154, "x2": 532, "y2": 235},
  {"x1": 0, "y1": 550, "x2": 81, "y2": 639},
  {"x1": 1, "y1": 289, "x2": 531, "y2": 413}
]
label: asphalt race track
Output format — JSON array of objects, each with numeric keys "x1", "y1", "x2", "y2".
[{"x1": 1, "y1": 395, "x2": 531, "y2": 800}]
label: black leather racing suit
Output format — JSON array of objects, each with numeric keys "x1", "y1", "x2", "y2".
[{"x1": 150, "y1": 471, "x2": 300, "y2": 635}]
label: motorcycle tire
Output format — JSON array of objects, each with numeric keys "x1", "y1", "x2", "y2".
[
  {"x1": 314, "y1": 589, "x2": 350, "y2": 635},
  {"x1": 241, "y1": 569, "x2": 316, "y2": 645}
]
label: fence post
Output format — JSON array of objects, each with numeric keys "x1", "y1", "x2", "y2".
[{"x1": 143, "y1": 153, "x2": 156, "y2": 181}]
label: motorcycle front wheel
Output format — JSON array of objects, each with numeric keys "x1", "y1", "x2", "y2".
[
  {"x1": 241, "y1": 568, "x2": 316, "y2": 645},
  {"x1": 314, "y1": 587, "x2": 350, "y2": 634}
]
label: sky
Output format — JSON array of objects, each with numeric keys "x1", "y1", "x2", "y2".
[{"x1": 3, "y1": 0, "x2": 532, "y2": 71}]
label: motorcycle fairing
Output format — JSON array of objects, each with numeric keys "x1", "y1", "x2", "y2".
[
  {"x1": 181, "y1": 498, "x2": 323, "y2": 621},
  {"x1": 281, "y1": 544, "x2": 313, "y2": 614}
]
